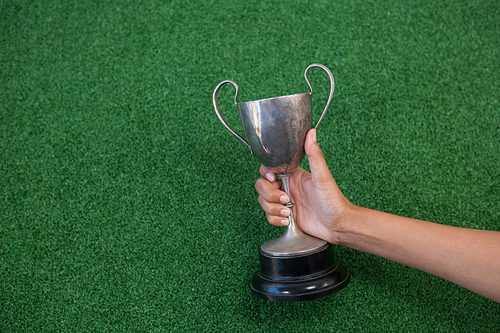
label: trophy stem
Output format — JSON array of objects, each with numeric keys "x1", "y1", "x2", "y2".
[
  {"x1": 280, "y1": 174, "x2": 300, "y2": 237},
  {"x1": 260, "y1": 174, "x2": 327, "y2": 257}
]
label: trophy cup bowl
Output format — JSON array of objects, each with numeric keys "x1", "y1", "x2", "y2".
[{"x1": 213, "y1": 64, "x2": 350, "y2": 301}]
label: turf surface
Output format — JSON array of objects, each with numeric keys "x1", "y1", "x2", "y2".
[{"x1": 1, "y1": 0, "x2": 499, "y2": 331}]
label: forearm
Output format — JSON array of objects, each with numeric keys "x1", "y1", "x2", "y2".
[{"x1": 339, "y1": 205, "x2": 500, "y2": 303}]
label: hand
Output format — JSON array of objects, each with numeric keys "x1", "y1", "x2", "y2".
[
  {"x1": 258, "y1": 130, "x2": 500, "y2": 302},
  {"x1": 255, "y1": 129, "x2": 353, "y2": 245}
]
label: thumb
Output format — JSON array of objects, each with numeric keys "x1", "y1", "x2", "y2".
[{"x1": 304, "y1": 129, "x2": 333, "y2": 185}]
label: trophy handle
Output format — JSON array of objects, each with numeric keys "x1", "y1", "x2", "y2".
[
  {"x1": 304, "y1": 64, "x2": 335, "y2": 130},
  {"x1": 213, "y1": 80, "x2": 252, "y2": 152}
]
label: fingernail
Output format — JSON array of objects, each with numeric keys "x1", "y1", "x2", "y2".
[
  {"x1": 312, "y1": 129, "x2": 317, "y2": 142},
  {"x1": 281, "y1": 219, "x2": 290, "y2": 226},
  {"x1": 280, "y1": 195, "x2": 288, "y2": 204},
  {"x1": 266, "y1": 172, "x2": 275, "y2": 182},
  {"x1": 280, "y1": 208, "x2": 290, "y2": 217}
]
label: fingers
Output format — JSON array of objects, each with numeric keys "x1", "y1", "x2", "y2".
[
  {"x1": 255, "y1": 176, "x2": 288, "y2": 204},
  {"x1": 259, "y1": 165, "x2": 276, "y2": 182},
  {"x1": 266, "y1": 213, "x2": 291, "y2": 226},
  {"x1": 256, "y1": 165, "x2": 290, "y2": 226},
  {"x1": 258, "y1": 196, "x2": 291, "y2": 226},
  {"x1": 304, "y1": 129, "x2": 334, "y2": 185}
]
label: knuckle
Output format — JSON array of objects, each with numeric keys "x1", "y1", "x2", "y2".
[
  {"x1": 266, "y1": 213, "x2": 278, "y2": 225},
  {"x1": 254, "y1": 178, "x2": 264, "y2": 191}
]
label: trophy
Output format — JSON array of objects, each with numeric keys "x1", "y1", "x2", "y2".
[{"x1": 213, "y1": 64, "x2": 350, "y2": 301}]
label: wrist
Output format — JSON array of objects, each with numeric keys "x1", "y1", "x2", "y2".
[{"x1": 328, "y1": 199, "x2": 359, "y2": 246}]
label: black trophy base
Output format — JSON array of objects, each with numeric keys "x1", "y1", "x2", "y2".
[{"x1": 250, "y1": 244, "x2": 349, "y2": 302}]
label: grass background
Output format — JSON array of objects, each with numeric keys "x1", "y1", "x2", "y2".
[{"x1": 1, "y1": 0, "x2": 499, "y2": 331}]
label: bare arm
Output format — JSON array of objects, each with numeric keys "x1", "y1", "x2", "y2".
[{"x1": 341, "y1": 205, "x2": 500, "y2": 303}]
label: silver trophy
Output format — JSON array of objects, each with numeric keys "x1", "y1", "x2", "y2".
[{"x1": 213, "y1": 64, "x2": 349, "y2": 301}]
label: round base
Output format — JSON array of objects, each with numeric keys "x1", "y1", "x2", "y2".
[{"x1": 250, "y1": 244, "x2": 350, "y2": 302}]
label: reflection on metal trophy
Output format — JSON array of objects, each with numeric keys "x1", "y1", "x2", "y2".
[{"x1": 213, "y1": 64, "x2": 350, "y2": 301}]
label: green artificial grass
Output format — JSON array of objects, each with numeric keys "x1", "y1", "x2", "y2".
[{"x1": 1, "y1": 0, "x2": 499, "y2": 331}]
